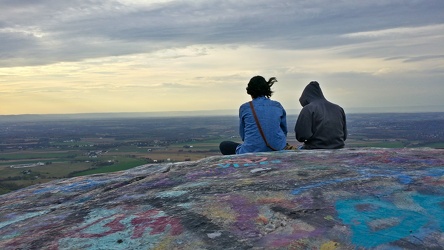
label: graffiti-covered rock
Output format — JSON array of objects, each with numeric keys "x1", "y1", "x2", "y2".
[{"x1": 1, "y1": 148, "x2": 444, "y2": 249}]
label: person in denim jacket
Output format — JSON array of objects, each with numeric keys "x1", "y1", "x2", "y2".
[{"x1": 219, "y1": 76, "x2": 288, "y2": 155}]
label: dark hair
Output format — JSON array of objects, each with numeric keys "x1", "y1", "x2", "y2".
[{"x1": 246, "y1": 76, "x2": 277, "y2": 98}]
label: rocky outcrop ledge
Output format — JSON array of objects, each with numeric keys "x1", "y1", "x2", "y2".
[{"x1": 1, "y1": 148, "x2": 444, "y2": 249}]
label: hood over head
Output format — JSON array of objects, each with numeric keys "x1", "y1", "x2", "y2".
[{"x1": 299, "y1": 81, "x2": 326, "y2": 107}]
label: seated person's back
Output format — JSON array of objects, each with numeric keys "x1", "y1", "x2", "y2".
[
  {"x1": 295, "y1": 81, "x2": 347, "y2": 149},
  {"x1": 219, "y1": 76, "x2": 288, "y2": 155},
  {"x1": 237, "y1": 96, "x2": 287, "y2": 154}
]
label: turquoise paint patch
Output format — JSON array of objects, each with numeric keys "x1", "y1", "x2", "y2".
[
  {"x1": 412, "y1": 194, "x2": 444, "y2": 231},
  {"x1": 58, "y1": 206, "x2": 172, "y2": 249},
  {"x1": 80, "y1": 208, "x2": 121, "y2": 227},
  {"x1": 335, "y1": 194, "x2": 444, "y2": 248},
  {"x1": 177, "y1": 182, "x2": 209, "y2": 189},
  {"x1": 156, "y1": 190, "x2": 188, "y2": 198},
  {"x1": 177, "y1": 202, "x2": 193, "y2": 209},
  {"x1": 0, "y1": 211, "x2": 48, "y2": 230}
]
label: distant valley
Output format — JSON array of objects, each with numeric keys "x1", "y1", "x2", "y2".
[{"x1": 1, "y1": 112, "x2": 443, "y2": 194}]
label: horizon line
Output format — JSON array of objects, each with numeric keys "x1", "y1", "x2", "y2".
[{"x1": 1, "y1": 105, "x2": 444, "y2": 118}]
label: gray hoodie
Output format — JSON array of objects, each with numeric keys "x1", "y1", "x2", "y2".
[{"x1": 295, "y1": 81, "x2": 347, "y2": 149}]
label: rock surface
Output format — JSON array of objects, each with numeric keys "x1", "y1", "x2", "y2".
[{"x1": 1, "y1": 148, "x2": 444, "y2": 249}]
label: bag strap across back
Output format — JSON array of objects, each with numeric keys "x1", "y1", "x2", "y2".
[{"x1": 249, "y1": 101, "x2": 278, "y2": 151}]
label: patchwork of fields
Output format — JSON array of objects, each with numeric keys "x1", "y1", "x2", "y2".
[{"x1": 1, "y1": 112, "x2": 444, "y2": 194}]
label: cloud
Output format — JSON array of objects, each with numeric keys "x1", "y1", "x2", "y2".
[
  {"x1": 1, "y1": 0, "x2": 443, "y2": 67},
  {"x1": 403, "y1": 55, "x2": 444, "y2": 63},
  {"x1": 342, "y1": 24, "x2": 444, "y2": 39},
  {"x1": 158, "y1": 83, "x2": 193, "y2": 88},
  {"x1": 0, "y1": 0, "x2": 443, "y2": 114}
]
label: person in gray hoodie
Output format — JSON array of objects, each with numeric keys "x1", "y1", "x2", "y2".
[{"x1": 295, "y1": 81, "x2": 347, "y2": 149}]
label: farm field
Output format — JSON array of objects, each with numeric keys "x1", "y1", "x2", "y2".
[
  {"x1": 1, "y1": 112, "x2": 444, "y2": 194},
  {"x1": 0, "y1": 138, "x2": 226, "y2": 194}
]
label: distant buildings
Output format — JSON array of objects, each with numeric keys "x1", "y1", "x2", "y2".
[
  {"x1": 10, "y1": 162, "x2": 45, "y2": 169},
  {"x1": 87, "y1": 150, "x2": 107, "y2": 158}
]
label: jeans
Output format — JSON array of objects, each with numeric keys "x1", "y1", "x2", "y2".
[{"x1": 219, "y1": 141, "x2": 241, "y2": 155}]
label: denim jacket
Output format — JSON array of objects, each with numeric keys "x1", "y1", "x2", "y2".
[{"x1": 236, "y1": 96, "x2": 288, "y2": 154}]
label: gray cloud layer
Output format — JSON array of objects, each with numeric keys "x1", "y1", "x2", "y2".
[{"x1": 1, "y1": 0, "x2": 443, "y2": 67}]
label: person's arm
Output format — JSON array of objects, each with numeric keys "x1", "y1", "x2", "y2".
[
  {"x1": 342, "y1": 109, "x2": 347, "y2": 141},
  {"x1": 239, "y1": 106, "x2": 246, "y2": 141},
  {"x1": 295, "y1": 108, "x2": 313, "y2": 142},
  {"x1": 280, "y1": 106, "x2": 288, "y2": 136}
]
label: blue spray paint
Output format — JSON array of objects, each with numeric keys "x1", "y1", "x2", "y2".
[
  {"x1": 291, "y1": 167, "x2": 418, "y2": 195},
  {"x1": 292, "y1": 178, "x2": 355, "y2": 195},
  {"x1": 33, "y1": 180, "x2": 109, "y2": 194}
]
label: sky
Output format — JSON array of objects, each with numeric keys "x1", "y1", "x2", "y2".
[{"x1": 1, "y1": 0, "x2": 443, "y2": 115}]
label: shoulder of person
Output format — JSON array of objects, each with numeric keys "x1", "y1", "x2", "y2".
[
  {"x1": 240, "y1": 100, "x2": 253, "y2": 106},
  {"x1": 239, "y1": 102, "x2": 252, "y2": 111},
  {"x1": 327, "y1": 101, "x2": 344, "y2": 110},
  {"x1": 268, "y1": 99, "x2": 284, "y2": 106}
]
